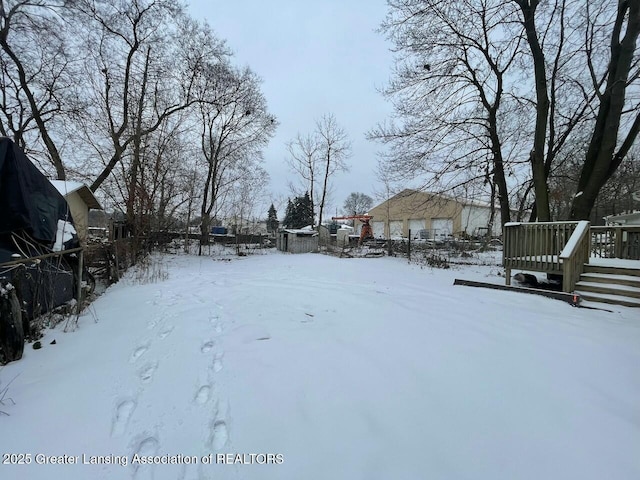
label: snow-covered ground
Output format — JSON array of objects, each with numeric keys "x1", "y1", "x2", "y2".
[{"x1": 1, "y1": 252, "x2": 639, "y2": 480}]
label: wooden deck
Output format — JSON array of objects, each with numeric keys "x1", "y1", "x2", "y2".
[{"x1": 503, "y1": 222, "x2": 640, "y2": 296}]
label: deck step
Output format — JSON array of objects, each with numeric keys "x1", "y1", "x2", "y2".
[
  {"x1": 583, "y1": 264, "x2": 640, "y2": 277},
  {"x1": 574, "y1": 281, "x2": 640, "y2": 299},
  {"x1": 579, "y1": 272, "x2": 640, "y2": 288},
  {"x1": 575, "y1": 290, "x2": 640, "y2": 308},
  {"x1": 576, "y1": 262, "x2": 640, "y2": 307}
]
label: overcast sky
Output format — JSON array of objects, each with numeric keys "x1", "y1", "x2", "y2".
[{"x1": 187, "y1": 0, "x2": 394, "y2": 217}]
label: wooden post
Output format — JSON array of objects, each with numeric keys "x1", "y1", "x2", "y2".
[
  {"x1": 105, "y1": 245, "x2": 112, "y2": 282},
  {"x1": 408, "y1": 229, "x2": 411, "y2": 262},
  {"x1": 562, "y1": 261, "x2": 573, "y2": 293},
  {"x1": 614, "y1": 227, "x2": 624, "y2": 258},
  {"x1": 76, "y1": 249, "x2": 84, "y2": 314},
  {"x1": 113, "y1": 242, "x2": 120, "y2": 280}
]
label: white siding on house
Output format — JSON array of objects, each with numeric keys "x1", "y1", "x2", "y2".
[
  {"x1": 372, "y1": 221, "x2": 385, "y2": 238},
  {"x1": 431, "y1": 218, "x2": 453, "y2": 240},
  {"x1": 390, "y1": 220, "x2": 403, "y2": 238}
]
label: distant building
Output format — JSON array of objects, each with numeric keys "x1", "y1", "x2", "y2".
[
  {"x1": 276, "y1": 228, "x2": 318, "y2": 254},
  {"x1": 367, "y1": 189, "x2": 502, "y2": 240},
  {"x1": 50, "y1": 181, "x2": 102, "y2": 244},
  {"x1": 605, "y1": 211, "x2": 640, "y2": 226},
  {"x1": 221, "y1": 216, "x2": 268, "y2": 235}
]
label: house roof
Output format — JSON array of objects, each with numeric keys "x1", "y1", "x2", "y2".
[
  {"x1": 605, "y1": 211, "x2": 640, "y2": 225},
  {"x1": 379, "y1": 189, "x2": 496, "y2": 210},
  {"x1": 282, "y1": 228, "x2": 318, "y2": 236},
  {"x1": 50, "y1": 180, "x2": 102, "y2": 210}
]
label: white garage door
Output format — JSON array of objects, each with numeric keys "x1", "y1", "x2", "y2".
[
  {"x1": 431, "y1": 218, "x2": 453, "y2": 240},
  {"x1": 390, "y1": 220, "x2": 403, "y2": 238},
  {"x1": 408, "y1": 219, "x2": 425, "y2": 238},
  {"x1": 372, "y1": 221, "x2": 385, "y2": 238}
]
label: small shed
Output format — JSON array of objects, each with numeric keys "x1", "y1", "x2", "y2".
[
  {"x1": 50, "y1": 181, "x2": 102, "y2": 245},
  {"x1": 277, "y1": 228, "x2": 318, "y2": 254}
]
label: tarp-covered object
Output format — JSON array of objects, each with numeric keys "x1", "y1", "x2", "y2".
[
  {"x1": 0, "y1": 139, "x2": 79, "y2": 362},
  {"x1": 0, "y1": 137, "x2": 76, "y2": 254}
]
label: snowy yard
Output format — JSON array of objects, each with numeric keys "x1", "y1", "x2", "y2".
[{"x1": 1, "y1": 252, "x2": 639, "y2": 480}]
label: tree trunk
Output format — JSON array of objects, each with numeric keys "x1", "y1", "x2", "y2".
[
  {"x1": 517, "y1": 0, "x2": 551, "y2": 221},
  {"x1": 570, "y1": 0, "x2": 640, "y2": 219},
  {"x1": 126, "y1": 47, "x2": 152, "y2": 240},
  {"x1": 318, "y1": 149, "x2": 331, "y2": 228},
  {"x1": 487, "y1": 111, "x2": 511, "y2": 227}
]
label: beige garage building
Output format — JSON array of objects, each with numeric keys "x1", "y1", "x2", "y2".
[{"x1": 367, "y1": 189, "x2": 501, "y2": 240}]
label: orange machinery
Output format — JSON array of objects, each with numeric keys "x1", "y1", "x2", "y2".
[{"x1": 331, "y1": 215, "x2": 374, "y2": 245}]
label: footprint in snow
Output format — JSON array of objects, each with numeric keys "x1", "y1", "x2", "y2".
[
  {"x1": 159, "y1": 326, "x2": 174, "y2": 339},
  {"x1": 201, "y1": 341, "x2": 215, "y2": 354},
  {"x1": 130, "y1": 345, "x2": 149, "y2": 363},
  {"x1": 146, "y1": 319, "x2": 158, "y2": 330},
  {"x1": 132, "y1": 436, "x2": 159, "y2": 478},
  {"x1": 209, "y1": 421, "x2": 229, "y2": 450},
  {"x1": 213, "y1": 352, "x2": 224, "y2": 373},
  {"x1": 194, "y1": 385, "x2": 211, "y2": 405},
  {"x1": 111, "y1": 399, "x2": 136, "y2": 437},
  {"x1": 139, "y1": 362, "x2": 158, "y2": 384}
]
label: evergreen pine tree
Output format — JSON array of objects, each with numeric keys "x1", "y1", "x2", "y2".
[
  {"x1": 267, "y1": 204, "x2": 279, "y2": 232},
  {"x1": 283, "y1": 199, "x2": 294, "y2": 228},
  {"x1": 283, "y1": 194, "x2": 314, "y2": 228},
  {"x1": 300, "y1": 192, "x2": 314, "y2": 227}
]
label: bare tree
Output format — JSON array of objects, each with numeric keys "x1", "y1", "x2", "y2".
[
  {"x1": 195, "y1": 62, "x2": 276, "y2": 253},
  {"x1": 132, "y1": 114, "x2": 195, "y2": 233},
  {"x1": 225, "y1": 164, "x2": 269, "y2": 248},
  {"x1": 512, "y1": 0, "x2": 605, "y2": 221},
  {"x1": 549, "y1": 144, "x2": 640, "y2": 222},
  {"x1": 67, "y1": 0, "x2": 206, "y2": 196},
  {"x1": 0, "y1": 0, "x2": 74, "y2": 178},
  {"x1": 371, "y1": 0, "x2": 523, "y2": 228},
  {"x1": 569, "y1": 0, "x2": 640, "y2": 219},
  {"x1": 343, "y1": 192, "x2": 373, "y2": 216},
  {"x1": 506, "y1": 0, "x2": 640, "y2": 220},
  {"x1": 315, "y1": 113, "x2": 351, "y2": 227},
  {"x1": 285, "y1": 133, "x2": 320, "y2": 223},
  {"x1": 376, "y1": 0, "x2": 639, "y2": 223}
]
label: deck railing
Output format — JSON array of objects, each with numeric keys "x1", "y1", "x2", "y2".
[
  {"x1": 504, "y1": 222, "x2": 579, "y2": 275},
  {"x1": 559, "y1": 221, "x2": 591, "y2": 292},
  {"x1": 591, "y1": 225, "x2": 640, "y2": 260},
  {"x1": 503, "y1": 221, "x2": 590, "y2": 292}
]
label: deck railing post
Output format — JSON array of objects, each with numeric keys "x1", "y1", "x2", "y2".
[{"x1": 615, "y1": 227, "x2": 624, "y2": 258}]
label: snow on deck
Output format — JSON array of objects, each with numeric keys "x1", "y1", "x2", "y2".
[
  {"x1": 589, "y1": 257, "x2": 640, "y2": 269},
  {"x1": 0, "y1": 254, "x2": 639, "y2": 480}
]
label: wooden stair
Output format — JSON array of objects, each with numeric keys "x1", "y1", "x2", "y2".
[{"x1": 575, "y1": 262, "x2": 640, "y2": 308}]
